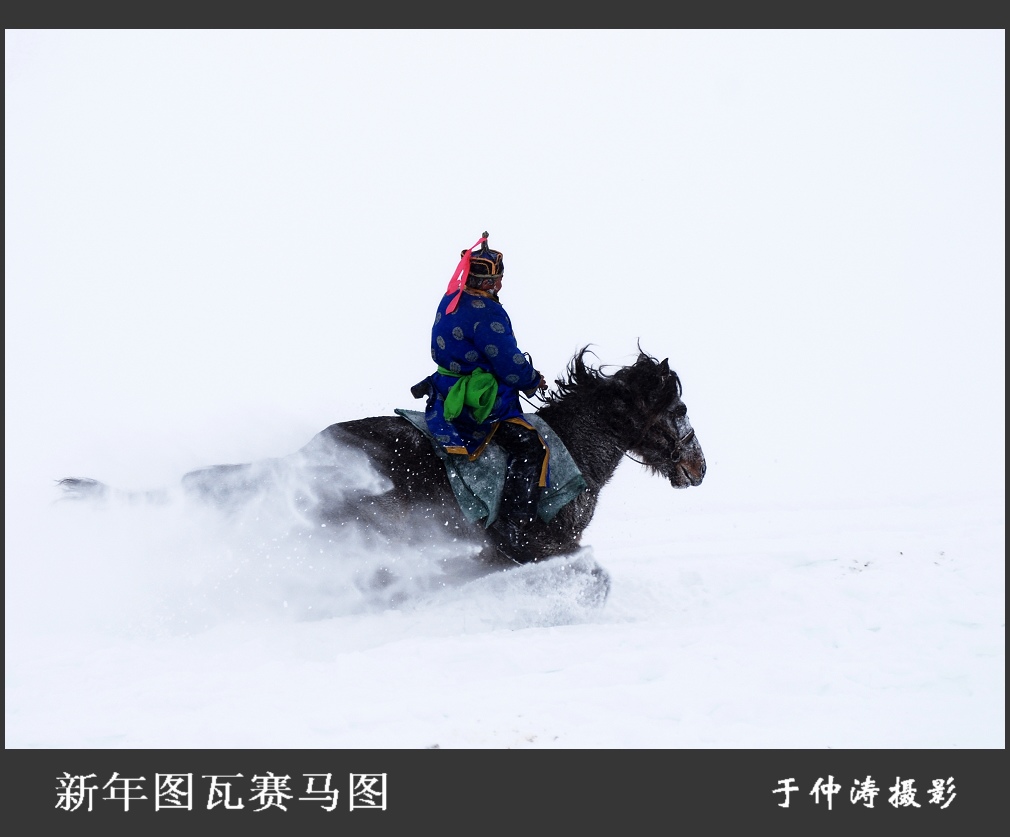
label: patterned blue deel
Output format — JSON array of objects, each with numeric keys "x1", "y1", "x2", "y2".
[{"x1": 423, "y1": 289, "x2": 542, "y2": 456}]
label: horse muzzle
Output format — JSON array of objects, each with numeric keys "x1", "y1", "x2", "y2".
[{"x1": 669, "y1": 441, "x2": 706, "y2": 488}]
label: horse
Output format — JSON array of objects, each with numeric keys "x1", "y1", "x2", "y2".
[{"x1": 57, "y1": 347, "x2": 706, "y2": 603}]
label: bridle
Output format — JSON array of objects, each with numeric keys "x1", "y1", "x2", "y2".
[
  {"x1": 622, "y1": 402, "x2": 669, "y2": 465},
  {"x1": 520, "y1": 361, "x2": 689, "y2": 470}
]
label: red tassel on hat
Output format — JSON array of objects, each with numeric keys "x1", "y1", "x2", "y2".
[{"x1": 445, "y1": 233, "x2": 488, "y2": 314}]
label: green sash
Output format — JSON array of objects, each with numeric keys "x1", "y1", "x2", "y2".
[{"x1": 440, "y1": 366, "x2": 498, "y2": 424}]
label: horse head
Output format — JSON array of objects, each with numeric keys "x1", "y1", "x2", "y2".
[
  {"x1": 609, "y1": 350, "x2": 707, "y2": 488},
  {"x1": 542, "y1": 347, "x2": 707, "y2": 490}
]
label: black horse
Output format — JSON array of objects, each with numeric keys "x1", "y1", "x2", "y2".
[{"x1": 58, "y1": 347, "x2": 705, "y2": 596}]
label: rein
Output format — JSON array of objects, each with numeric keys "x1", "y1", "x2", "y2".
[
  {"x1": 519, "y1": 364, "x2": 684, "y2": 469},
  {"x1": 524, "y1": 389, "x2": 674, "y2": 470}
]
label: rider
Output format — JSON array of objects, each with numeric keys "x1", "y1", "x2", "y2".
[{"x1": 412, "y1": 232, "x2": 549, "y2": 560}]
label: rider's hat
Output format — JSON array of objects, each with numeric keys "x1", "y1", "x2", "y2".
[
  {"x1": 465, "y1": 241, "x2": 504, "y2": 291},
  {"x1": 444, "y1": 232, "x2": 503, "y2": 313}
]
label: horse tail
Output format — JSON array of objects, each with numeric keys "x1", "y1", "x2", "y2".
[{"x1": 55, "y1": 477, "x2": 170, "y2": 505}]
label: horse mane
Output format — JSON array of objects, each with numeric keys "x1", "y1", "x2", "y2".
[{"x1": 540, "y1": 345, "x2": 683, "y2": 413}]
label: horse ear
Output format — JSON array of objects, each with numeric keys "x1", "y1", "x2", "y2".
[{"x1": 659, "y1": 358, "x2": 670, "y2": 375}]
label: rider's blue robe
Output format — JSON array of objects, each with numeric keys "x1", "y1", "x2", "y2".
[{"x1": 419, "y1": 289, "x2": 542, "y2": 458}]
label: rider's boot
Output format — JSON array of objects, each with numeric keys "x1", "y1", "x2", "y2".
[
  {"x1": 491, "y1": 453, "x2": 542, "y2": 562},
  {"x1": 488, "y1": 421, "x2": 545, "y2": 563}
]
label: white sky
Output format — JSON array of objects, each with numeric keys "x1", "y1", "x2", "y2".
[{"x1": 5, "y1": 30, "x2": 1004, "y2": 757}]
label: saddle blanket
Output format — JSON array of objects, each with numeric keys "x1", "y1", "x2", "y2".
[{"x1": 394, "y1": 409, "x2": 588, "y2": 528}]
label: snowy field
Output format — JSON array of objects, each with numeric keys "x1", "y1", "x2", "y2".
[{"x1": 5, "y1": 458, "x2": 1003, "y2": 750}]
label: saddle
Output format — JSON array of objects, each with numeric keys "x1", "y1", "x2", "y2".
[{"x1": 394, "y1": 409, "x2": 587, "y2": 528}]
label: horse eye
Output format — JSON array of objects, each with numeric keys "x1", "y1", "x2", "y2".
[{"x1": 672, "y1": 404, "x2": 687, "y2": 419}]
